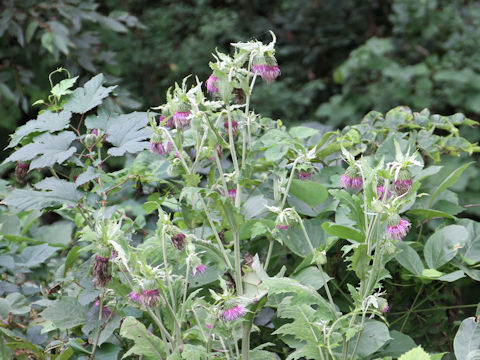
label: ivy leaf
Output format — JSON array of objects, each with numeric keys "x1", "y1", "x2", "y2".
[
  {"x1": 106, "y1": 112, "x2": 152, "y2": 156},
  {"x1": 4, "y1": 178, "x2": 82, "y2": 211},
  {"x1": 119, "y1": 316, "x2": 166, "y2": 359},
  {"x1": 64, "y1": 74, "x2": 116, "y2": 114},
  {"x1": 3, "y1": 131, "x2": 76, "y2": 170},
  {"x1": 7, "y1": 110, "x2": 72, "y2": 148}
]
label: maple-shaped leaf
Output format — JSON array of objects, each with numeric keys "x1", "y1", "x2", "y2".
[
  {"x1": 3, "y1": 131, "x2": 76, "y2": 170},
  {"x1": 7, "y1": 110, "x2": 72, "y2": 148},
  {"x1": 3, "y1": 178, "x2": 82, "y2": 211},
  {"x1": 63, "y1": 74, "x2": 116, "y2": 114}
]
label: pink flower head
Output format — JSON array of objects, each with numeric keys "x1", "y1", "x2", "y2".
[
  {"x1": 222, "y1": 304, "x2": 246, "y2": 322},
  {"x1": 141, "y1": 289, "x2": 160, "y2": 307},
  {"x1": 376, "y1": 185, "x2": 392, "y2": 199},
  {"x1": 386, "y1": 215, "x2": 411, "y2": 240},
  {"x1": 394, "y1": 179, "x2": 413, "y2": 196},
  {"x1": 129, "y1": 291, "x2": 142, "y2": 304},
  {"x1": 150, "y1": 141, "x2": 173, "y2": 156},
  {"x1": 222, "y1": 188, "x2": 237, "y2": 203},
  {"x1": 91, "y1": 128, "x2": 99, "y2": 136},
  {"x1": 224, "y1": 120, "x2": 239, "y2": 137},
  {"x1": 206, "y1": 75, "x2": 219, "y2": 95},
  {"x1": 192, "y1": 263, "x2": 207, "y2": 277},
  {"x1": 173, "y1": 111, "x2": 191, "y2": 129},
  {"x1": 298, "y1": 171, "x2": 313, "y2": 181},
  {"x1": 340, "y1": 166, "x2": 362, "y2": 190},
  {"x1": 277, "y1": 224, "x2": 289, "y2": 230},
  {"x1": 381, "y1": 304, "x2": 390, "y2": 313},
  {"x1": 205, "y1": 323, "x2": 212, "y2": 330},
  {"x1": 252, "y1": 55, "x2": 280, "y2": 84},
  {"x1": 162, "y1": 116, "x2": 175, "y2": 129}
]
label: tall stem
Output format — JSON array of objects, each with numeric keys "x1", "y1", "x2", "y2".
[
  {"x1": 281, "y1": 157, "x2": 301, "y2": 209},
  {"x1": 226, "y1": 106, "x2": 241, "y2": 208}
]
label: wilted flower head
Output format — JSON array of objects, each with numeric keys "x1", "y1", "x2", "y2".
[
  {"x1": 222, "y1": 304, "x2": 246, "y2": 322},
  {"x1": 206, "y1": 75, "x2": 219, "y2": 95},
  {"x1": 141, "y1": 289, "x2": 160, "y2": 307},
  {"x1": 15, "y1": 162, "x2": 29, "y2": 185},
  {"x1": 386, "y1": 214, "x2": 411, "y2": 240},
  {"x1": 340, "y1": 166, "x2": 362, "y2": 190},
  {"x1": 394, "y1": 168, "x2": 412, "y2": 196},
  {"x1": 92, "y1": 253, "x2": 112, "y2": 288},
  {"x1": 252, "y1": 54, "x2": 280, "y2": 84},
  {"x1": 150, "y1": 133, "x2": 172, "y2": 156},
  {"x1": 171, "y1": 232, "x2": 187, "y2": 250}
]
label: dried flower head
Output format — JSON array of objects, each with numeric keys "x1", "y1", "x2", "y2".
[
  {"x1": 171, "y1": 232, "x2": 187, "y2": 250},
  {"x1": 15, "y1": 162, "x2": 29, "y2": 185},
  {"x1": 141, "y1": 289, "x2": 160, "y2": 307},
  {"x1": 393, "y1": 168, "x2": 412, "y2": 196},
  {"x1": 92, "y1": 255, "x2": 112, "y2": 288}
]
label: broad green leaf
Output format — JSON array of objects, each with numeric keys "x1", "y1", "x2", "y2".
[
  {"x1": 16, "y1": 243, "x2": 58, "y2": 268},
  {"x1": 95, "y1": 343, "x2": 122, "y2": 360},
  {"x1": 422, "y1": 269, "x2": 444, "y2": 278},
  {"x1": 454, "y1": 317, "x2": 480, "y2": 360},
  {"x1": 4, "y1": 178, "x2": 82, "y2": 211},
  {"x1": 120, "y1": 316, "x2": 166, "y2": 359},
  {"x1": 289, "y1": 126, "x2": 319, "y2": 139},
  {"x1": 322, "y1": 222, "x2": 364, "y2": 242},
  {"x1": 264, "y1": 144, "x2": 289, "y2": 161},
  {"x1": 396, "y1": 242, "x2": 425, "y2": 275},
  {"x1": 36, "y1": 221, "x2": 73, "y2": 247},
  {"x1": 406, "y1": 209, "x2": 455, "y2": 222},
  {"x1": 429, "y1": 162, "x2": 474, "y2": 207},
  {"x1": 6, "y1": 293, "x2": 30, "y2": 315},
  {"x1": 64, "y1": 74, "x2": 116, "y2": 114},
  {"x1": 437, "y1": 270, "x2": 465, "y2": 282},
  {"x1": 291, "y1": 266, "x2": 331, "y2": 290},
  {"x1": 398, "y1": 346, "x2": 431, "y2": 360},
  {"x1": 350, "y1": 319, "x2": 391, "y2": 358},
  {"x1": 75, "y1": 166, "x2": 100, "y2": 186},
  {"x1": 458, "y1": 219, "x2": 480, "y2": 264},
  {"x1": 375, "y1": 330, "x2": 417, "y2": 358},
  {"x1": 289, "y1": 179, "x2": 328, "y2": 208},
  {"x1": 51, "y1": 76, "x2": 79, "y2": 98},
  {"x1": 424, "y1": 225, "x2": 468, "y2": 269},
  {"x1": 279, "y1": 218, "x2": 328, "y2": 257},
  {"x1": 64, "y1": 246, "x2": 82, "y2": 276},
  {"x1": 3, "y1": 131, "x2": 76, "y2": 170},
  {"x1": 41, "y1": 297, "x2": 87, "y2": 330},
  {"x1": 7, "y1": 110, "x2": 72, "y2": 148}
]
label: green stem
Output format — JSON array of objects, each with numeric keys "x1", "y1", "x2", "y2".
[
  {"x1": 400, "y1": 283, "x2": 424, "y2": 332},
  {"x1": 226, "y1": 106, "x2": 241, "y2": 208},
  {"x1": 146, "y1": 307, "x2": 175, "y2": 344},
  {"x1": 281, "y1": 157, "x2": 301, "y2": 209},
  {"x1": 264, "y1": 238, "x2": 274, "y2": 271}
]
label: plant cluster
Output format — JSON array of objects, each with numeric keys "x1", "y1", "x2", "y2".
[{"x1": 1, "y1": 34, "x2": 480, "y2": 360}]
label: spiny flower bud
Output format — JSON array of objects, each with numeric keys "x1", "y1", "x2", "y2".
[
  {"x1": 206, "y1": 75, "x2": 219, "y2": 95},
  {"x1": 15, "y1": 162, "x2": 29, "y2": 185},
  {"x1": 340, "y1": 166, "x2": 362, "y2": 190},
  {"x1": 394, "y1": 169, "x2": 412, "y2": 196},
  {"x1": 378, "y1": 298, "x2": 389, "y2": 313},
  {"x1": 252, "y1": 54, "x2": 280, "y2": 84},
  {"x1": 171, "y1": 232, "x2": 187, "y2": 250},
  {"x1": 233, "y1": 88, "x2": 245, "y2": 104},
  {"x1": 386, "y1": 214, "x2": 411, "y2": 241}
]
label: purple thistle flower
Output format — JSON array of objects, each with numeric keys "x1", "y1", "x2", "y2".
[
  {"x1": 140, "y1": 289, "x2": 160, "y2": 307},
  {"x1": 93, "y1": 300, "x2": 112, "y2": 317},
  {"x1": 277, "y1": 224, "x2": 289, "y2": 230},
  {"x1": 340, "y1": 166, "x2": 362, "y2": 190},
  {"x1": 150, "y1": 141, "x2": 173, "y2": 156},
  {"x1": 91, "y1": 128, "x2": 99, "y2": 136},
  {"x1": 386, "y1": 216, "x2": 411, "y2": 240},
  {"x1": 173, "y1": 111, "x2": 191, "y2": 129},
  {"x1": 222, "y1": 304, "x2": 246, "y2": 322},
  {"x1": 252, "y1": 55, "x2": 280, "y2": 84},
  {"x1": 129, "y1": 291, "x2": 142, "y2": 304},
  {"x1": 376, "y1": 185, "x2": 392, "y2": 199},
  {"x1": 394, "y1": 179, "x2": 413, "y2": 196},
  {"x1": 298, "y1": 171, "x2": 313, "y2": 181},
  {"x1": 171, "y1": 233, "x2": 187, "y2": 250},
  {"x1": 206, "y1": 75, "x2": 219, "y2": 95},
  {"x1": 192, "y1": 263, "x2": 207, "y2": 277},
  {"x1": 224, "y1": 120, "x2": 238, "y2": 137},
  {"x1": 161, "y1": 115, "x2": 175, "y2": 129}
]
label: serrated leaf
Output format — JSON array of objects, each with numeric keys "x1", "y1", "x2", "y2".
[
  {"x1": 7, "y1": 110, "x2": 72, "y2": 148},
  {"x1": 16, "y1": 243, "x2": 59, "y2": 268},
  {"x1": 119, "y1": 316, "x2": 165, "y2": 359},
  {"x1": 41, "y1": 297, "x2": 87, "y2": 330},
  {"x1": 4, "y1": 178, "x2": 82, "y2": 211},
  {"x1": 64, "y1": 74, "x2": 116, "y2": 114},
  {"x1": 3, "y1": 131, "x2": 76, "y2": 170},
  {"x1": 398, "y1": 346, "x2": 431, "y2": 360},
  {"x1": 51, "y1": 76, "x2": 79, "y2": 98}
]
